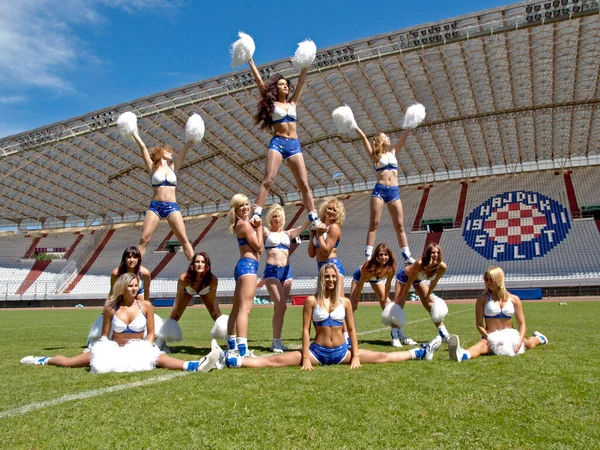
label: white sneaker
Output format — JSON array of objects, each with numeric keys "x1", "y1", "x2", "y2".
[
  {"x1": 242, "y1": 350, "x2": 256, "y2": 358},
  {"x1": 391, "y1": 338, "x2": 402, "y2": 348},
  {"x1": 401, "y1": 337, "x2": 418, "y2": 346},
  {"x1": 423, "y1": 335, "x2": 442, "y2": 361},
  {"x1": 20, "y1": 356, "x2": 48, "y2": 365},
  {"x1": 270, "y1": 341, "x2": 288, "y2": 353},
  {"x1": 196, "y1": 348, "x2": 221, "y2": 372},
  {"x1": 211, "y1": 339, "x2": 226, "y2": 370},
  {"x1": 447, "y1": 334, "x2": 463, "y2": 362},
  {"x1": 534, "y1": 331, "x2": 548, "y2": 345}
]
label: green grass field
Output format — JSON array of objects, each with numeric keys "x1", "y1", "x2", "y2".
[{"x1": 1, "y1": 300, "x2": 599, "y2": 449}]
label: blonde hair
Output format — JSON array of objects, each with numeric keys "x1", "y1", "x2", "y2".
[
  {"x1": 266, "y1": 204, "x2": 286, "y2": 230},
  {"x1": 316, "y1": 263, "x2": 341, "y2": 311},
  {"x1": 149, "y1": 145, "x2": 174, "y2": 171},
  {"x1": 107, "y1": 273, "x2": 139, "y2": 308},
  {"x1": 318, "y1": 197, "x2": 345, "y2": 226},
  {"x1": 371, "y1": 132, "x2": 387, "y2": 164},
  {"x1": 229, "y1": 193, "x2": 249, "y2": 234},
  {"x1": 484, "y1": 266, "x2": 508, "y2": 301}
]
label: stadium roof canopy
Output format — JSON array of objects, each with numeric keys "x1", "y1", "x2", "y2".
[{"x1": 1, "y1": 0, "x2": 600, "y2": 227}]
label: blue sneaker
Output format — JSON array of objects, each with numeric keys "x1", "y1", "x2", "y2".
[{"x1": 533, "y1": 331, "x2": 548, "y2": 345}]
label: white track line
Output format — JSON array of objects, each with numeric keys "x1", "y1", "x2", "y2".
[
  {"x1": 2, "y1": 307, "x2": 472, "y2": 419},
  {"x1": 0, "y1": 372, "x2": 188, "y2": 420}
]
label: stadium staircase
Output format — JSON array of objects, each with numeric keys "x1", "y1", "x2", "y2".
[
  {"x1": 65, "y1": 233, "x2": 85, "y2": 259},
  {"x1": 15, "y1": 260, "x2": 52, "y2": 295},
  {"x1": 64, "y1": 229, "x2": 115, "y2": 293},
  {"x1": 562, "y1": 171, "x2": 581, "y2": 219},
  {"x1": 23, "y1": 235, "x2": 45, "y2": 259},
  {"x1": 412, "y1": 186, "x2": 430, "y2": 231}
]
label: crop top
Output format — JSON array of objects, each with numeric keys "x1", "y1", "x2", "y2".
[
  {"x1": 272, "y1": 103, "x2": 297, "y2": 124},
  {"x1": 237, "y1": 237, "x2": 249, "y2": 247},
  {"x1": 312, "y1": 299, "x2": 345, "y2": 327},
  {"x1": 184, "y1": 284, "x2": 211, "y2": 296},
  {"x1": 484, "y1": 295, "x2": 515, "y2": 319},
  {"x1": 265, "y1": 230, "x2": 291, "y2": 251},
  {"x1": 112, "y1": 301, "x2": 146, "y2": 333},
  {"x1": 374, "y1": 152, "x2": 398, "y2": 172},
  {"x1": 151, "y1": 166, "x2": 177, "y2": 187}
]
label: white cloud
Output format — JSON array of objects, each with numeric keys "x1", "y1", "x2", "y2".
[
  {"x1": 0, "y1": 95, "x2": 26, "y2": 104},
  {"x1": 0, "y1": 0, "x2": 178, "y2": 92}
]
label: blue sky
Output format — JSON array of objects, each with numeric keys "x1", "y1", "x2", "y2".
[{"x1": 0, "y1": 0, "x2": 511, "y2": 139}]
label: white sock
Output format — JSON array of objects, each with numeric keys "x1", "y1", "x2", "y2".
[
  {"x1": 401, "y1": 247, "x2": 412, "y2": 261},
  {"x1": 253, "y1": 206, "x2": 263, "y2": 216},
  {"x1": 365, "y1": 245, "x2": 373, "y2": 259},
  {"x1": 438, "y1": 325, "x2": 449, "y2": 338},
  {"x1": 391, "y1": 328, "x2": 401, "y2": 339}
]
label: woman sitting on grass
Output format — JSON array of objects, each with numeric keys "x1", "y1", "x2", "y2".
[
  {"x1": 21, "y1": 273, "x2": 221, "y2": 373},
  {"x1": 447, "y1": 266, "x2": 548, "y2": 362},
  {"x1": 220, "y1": 263, "x2": 442, "y2": 369}
]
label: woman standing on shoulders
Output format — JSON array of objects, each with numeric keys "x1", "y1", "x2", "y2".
[
  {"x1": 354, "y1": 124, "x2": 414, "y2": 265},
  {"x1": 262, "y1": 204, "x2": 309, "y2": 352},
  {"x1": 448, "y1": 266, "x2": 548, "y2": 362}
]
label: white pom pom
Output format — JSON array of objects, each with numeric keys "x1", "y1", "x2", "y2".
[
  {"x1": 430, "y1": 294, "x2": 448, "y2": 323},
  {"x1": 401, "y1": 103, "x2": 426, "y2": 129},
  {"x1": 157, "y1": 318, "x2": 183, "y2": 342},
  {"x1": 117, "y1": 111, "x2": 138, "y2": 138},
  {"x1": 332, "y1": 105, "x2": 357, "y2": 134},
  {"x1": 292, "y1": 39, "x2": 317, "y2": 71},
  {"x1": 231, "y1": 32, "x2": 256, "y2": 68},
  {"x1": 211, "y1": 314, "x2": 229, "y2": 340},
  {"x1": 90, "y1": 339, "x2": 160, "y2": 373},
  {"x1": 488, "y1": 329, "x2": 525, "y2": 357},
  {"x1": 185, "y1": 113, "x2": 205, "y2": 143},
  {"x1": 381, "y1": 303, "x2": 407, "y2": 328}
]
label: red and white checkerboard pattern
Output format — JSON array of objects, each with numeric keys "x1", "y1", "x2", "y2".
[{"x1": 483, "y1": 202, "x2": 547, "y2": 245}]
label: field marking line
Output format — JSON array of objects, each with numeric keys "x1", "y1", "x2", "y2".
[
  {"x1": 0, "y1": 372, "x2": 188, "y2": 420},
  {"x1": 3, "y1": 307, "x2": 472, "y2": 419}
]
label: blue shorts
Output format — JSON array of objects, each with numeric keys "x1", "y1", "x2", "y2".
[
  {"x1": 148, "y1": 201, "x2": 179, "y2": 219},
  {"x1": 352, "y1": 267, "x2": 385, "y2": 284},
  {"x1": 318, "y1": 258, "x2": 345, "y2": 276},
  {"x1": 234, "y1": 257, "x2": 259, "y2": 281},
  {"x1": 268, "y1": 136, "x2": 302, "y2": 160},
  {"x1": 309, "y1": 342, "x2": 349, "y2": 366},
  {"x1": 263, "y1": 264, "x2": 292, "y2": 283},
  {"x1": 371, "y1": 183, "x2": 400, "y2": 204},
  {"x1": 396, "y1": 268, "x2": 425, "y2": 286}
]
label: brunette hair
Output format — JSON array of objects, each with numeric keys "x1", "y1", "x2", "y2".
[{"x1": 254, "y1": 74, "x2": 295, "y2": 131}]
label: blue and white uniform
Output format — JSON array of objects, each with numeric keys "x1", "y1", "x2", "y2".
[
  {"x1": 268, "y1": 104, "x2": 302, "y2": 160},
  {"x1": 263, "y1": 231, "x2": 293, "y2": 283},
  {"x1": 148, "y1": 167, "x2": 179, "y2": 219},
  {"x1": 314, "y1": 230, "x2": 345, "y2": 276},
  {"x1": 396, "y1": 267, "x2": 436, "y2": 286},
  {"x1": 112, "y1": 300, "x2": 146, "y2": 334},
  {"x1": 234, "y1": 235, "x2": 259, "y2": 281},
  {"x1": 309, "y1": 299, "x2": 349, "y2": 365},
  {"x1": 483, "y1": 295, "x2": 515, "y2": 319},
  {"x1": 371, "y1": 152, "x2": 400, "y2": 204},
  {"x1": 352, "y1": 267, "x2": 387, "y2": 285}
]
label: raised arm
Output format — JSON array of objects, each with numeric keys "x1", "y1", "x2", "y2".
[
  {"x1": 315, "y1": 223, "x2": 340, "y2": 254},
  {"x1": 300, "y1": 296, "x2": 315, "y2": 370},
  {"x1": 289, "y1": 67, "x2": 308, "y2": 104},
  {"x1": 391, "y1": 129, "x2": 410, "y2": 154},
  {"x1": 308, "y1": 230, "x2": 317, "y2": 259},
  {"x1": 132, "y1": 131, "x2": 154, "y2": 175},
  {"x1": 173, "y1": 141, "x2": 193, "y2": 173},
  {"x1": 355, "y1": 125, "x2": 373, "y2": 157},
  {"x1": 248, "y1": 58, "x2": 265, "y2": 91},
  {"x1": 287, "y1": 218, "x2": 310, "y2": 240}
]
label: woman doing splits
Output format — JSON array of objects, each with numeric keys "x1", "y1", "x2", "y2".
[
  {"x1": 221, "y1": 264, "x2": 442, "y2": 369},
  {"x1": 354, "y1": 125, "x2": 414, "y2": 265},
  {"x1": 262, "y1": 205, "x2": 310, "y2": 353},
  {"x1": 21, "y1": 274, "x2": 221, "y2": 373},
  {"x1": 132, "y1": 129, "x2": 194, "y2": 260},
  {"x1": 227, "y1": 194, "x2": 263, "y2": 358},
  {"x1": 350, "y1": 243, "x2": 397, "y2": 313},
  {"x1": 247, "y1": 57, "x2": 320, "y2": 229},
  {"x1": 169, "y1": 252, "x2": 221, "y2": 322},
  {"x1": 394, "y1": 243, "x2": 449, "y2": 346},
  {"x1": 308, "y1": 197, "x2": 345, "y2": 298},
  {"x1": 447, "y1": 266, "x2": 548, "y2": 362}
]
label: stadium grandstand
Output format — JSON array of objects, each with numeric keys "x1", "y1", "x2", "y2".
[{"x1": 1, "y1": 0, "x2": 600, "y2": 306}]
